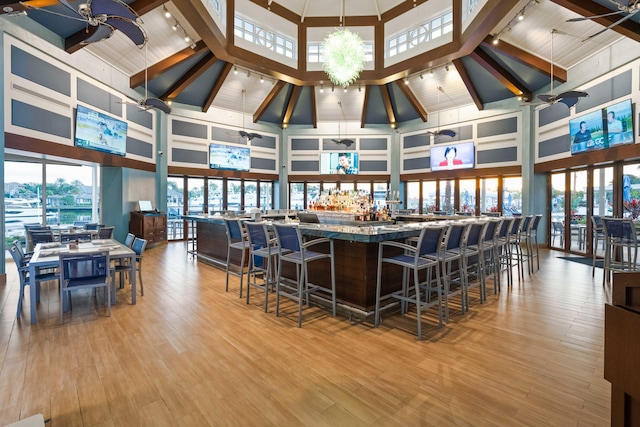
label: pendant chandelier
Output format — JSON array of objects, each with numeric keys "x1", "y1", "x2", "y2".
[{"x1": 322, "y1": 25, "x2": 366, "y2": 88}]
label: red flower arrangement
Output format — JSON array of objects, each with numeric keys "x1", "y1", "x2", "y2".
[{"x1": 624, "y1": 199, "x2": 640, "y2": 219}]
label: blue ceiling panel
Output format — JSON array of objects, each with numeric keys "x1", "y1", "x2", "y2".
[
  {"x1": 460, "y1": 56, "x2": 513, "y2": 104},
  {"x1": 364, "y1": 86, "x2": 390, "y2": 125},
  {"x1": 146, "y1": 52, "x2": 213, "y2": 99},
  {"x1": 288, "y1": 86, "x2": 313, "y2": 125},
  {"x1": 388, "y1": 82, "x2": 421, "y2": 122},
  {"x1": 259, "y1": 83, "x2": 291, "y2": 123},
  {"x1": 172, "y1": 62, "x2": 224, "y2": 107},
  {"x1": 479, "y1": 46, "x2": 550, "y2": 94}
]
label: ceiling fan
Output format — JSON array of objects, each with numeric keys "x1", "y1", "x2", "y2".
[
  {"x1": 16, "y1": 0, "x2": 147, "y2": 48},
  {"x1": 238, "y1": 89, "x2": 262, "y2": 141},
  {"x1": 425, "y1": 86, "x2": 456, "y2": 138},
  {"x1": 119, "y1": 43, "x2": 171, "y2": 114},
  {"x1": 566, "y1": 0, "x2": 640, "y2": 41},
  {"x1": 332, "y1": 101, "x2": 354, "y2": 147},
  {"x1": 534, "y1": 29, "x2": 589, "y2": 108}
]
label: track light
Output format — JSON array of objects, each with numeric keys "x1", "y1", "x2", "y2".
[
  {"x1": 518, "y1": 11, "x2": 524, "y2": 20},
  {"x1": 404, "y1": 77, "x2": 409, "y2": 85},
  {"x1": 184, "y1": 33, "x2": 190, "y2": 43},
  {"x1": 429, "y1": 69, "x2": 434, "y2": 77},
  {"x1": 419, "y1": 73, "x2": 423, "y2": 79},
  {"x1": 331, "y1": 85, "x2": 334, "y2": 92},
  {"x1": 320, "y1": 83, "x2": 324, "y2": 93},
  {"x1": 163, "y1": 6, "x2": 171, "y2": 18},
  {"x1": 234, "y1": 66, "x2": 238, "y2": 75},
  {"x1": 358, "y1": 85, "x2": 361, "y2": 92},
  {"x1": 344, "y1": 87, "x2": 347, "y2": 93},
  {"x1": 492, "y1": 34, "x2": 499, "y2": 45},
  {"x1": 172, "y1": 22, "x2": 178, "y2": 31},
  {"x1": 247, "y1": 70, "x2": 251, "y2": 78},
  {"x1": 260, "y1": 75, "x2": 264, "y2": 83},
  {"x1": 445, "y1": 65, "x2": 450, "y2": 72}
]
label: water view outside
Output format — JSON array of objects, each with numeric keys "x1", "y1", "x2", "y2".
[{"x1": 4, "y1": 161, "x2": 98, "y2": 251}]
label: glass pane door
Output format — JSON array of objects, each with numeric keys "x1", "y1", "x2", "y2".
[
  {"x1": 569, "y1": 170, "x2": 587, "y2": 253},
  {"x1": 550, "y1": 173, "x2": 565, "y2": 249}
]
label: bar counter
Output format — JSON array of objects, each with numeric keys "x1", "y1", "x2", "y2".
[{"x1": 182, "y1": 214, "x2": 462, "y2": 315}]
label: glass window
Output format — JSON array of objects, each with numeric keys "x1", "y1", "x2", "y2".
[
  {"x1": 439, "y1": 180, "x2": 454, "y2": 214},
  {"x1": 306, "y1": 183, "x2": 320, "y2": 208},
  {"x1": 479, "y1": 178, "x2": 498, "y2": 214},
  {"x1": 622, "y1": 163, "x2": 640, "y2": 219},
  {"x1": 373, "y1": 183, "x2": 388, "y2": 209},
  {"x1": 187, "y1": 178, "x2": 205, "y2": 215},
  {"x1": 208, "y1": 178, "x2": 223, "y2": 214},
  {"x1": 550, "y1": 173, "x2": 565, "y2": 249},
  {"x1": 503, "y1": 177, "x2": 522, "y2": 216},
  {"x1": 422, "y1": 181, "x2": 437, "y2": 213},
  {"x1": 289, "y1": 183, "x2": 304, "y2": 210},
  {"x1": 227, "y1": 180, "x2": 242, "y2": 212},
  {"x1": 592, "y1": 167, "x2": 613, "y2": 217},
  {"x1": 569, "y1": 171, "x2": 587, "y2": 253},
  {"x1": 260, "y1": 182, "x2": 273, "y2": 210},
  {"x1": 323, "y1": 183, "x2": 337, "y2": 192},
  {"x1": 5, "y1": 162, "x2": 43, "y2": 250},
  {"x1": 458, "y1": 179, "x2": 476, "y2": 214},
  {"x1": 407, "y1": 181, "x2": 420, "y2": 212},
  {"x1": 340, "y1": 182, "x2": 354, "y2": 192},
  {"x1": 45, "y1": 164, "x2": 97, "y2": 226},
  {"x1": 244, "y1": 180, "x2": 258, "y2": 210}
]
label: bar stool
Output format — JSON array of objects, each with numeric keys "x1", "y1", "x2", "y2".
[
  {"x1": 479, "y1": 219, "x2": 501, "y2": 297},
  {"x1": 528, "y1": 214, "x2": 542, "y2": 273},
  {"x1": 506, "y1": 216, "x2": 523, "y2": 282},
  {"x1": 495, "y1": 217, "x2": 514, "y2": 288},
  {"x1": 516, "y1": 215, "x2": 534, "y2": 277},
  {"x1": 439, "y1": 223, "x2": 467, "y2": 323},
  {"x1": 375, "y1": 224, "x2": 447, "y2": 340},
  {"x1": 223, "y1": 218, "x2": 248, "y2": 297},
  {"x1": 461, "y1": 221, "x2": 487, "y2": 310},
  {"x1": 602, "y1": 218, "x2": 640, "y2": 285},
  {"x1": 591, "y1": 215, "x2": 605, "y2": 277},
  {"x1": 272, "y1": 223, "x2": 336, "y2": 327},
  {"x1": 244, "y1": 221, "x2": 280, "y2": 312}
]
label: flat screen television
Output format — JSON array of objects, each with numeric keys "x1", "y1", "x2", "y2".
[
  {"x1": 570, "y1": 109, "x2": 606, "y2": 155},
  {"x1": 74, "y1": 104, "x2": 127, "y2": 156},
  {"x1": 209, "y1": 142, "x2": 251, "y2": 171},
  {"x1": 430, "y1": 142, "x2": 475, "y2": 171},
  {"x1": 320, "y1": 152, "x2": 359, "y2": 175},
  {"x1": 604, "y1": 98, "x2": 634, "y2": 147}
]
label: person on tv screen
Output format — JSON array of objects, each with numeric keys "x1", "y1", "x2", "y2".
[
  {"x1": 606, "y1": 111, "x2": 623, "y2": 134},
  {"x1": 439, "y1": 146, "x2": 464, "y2": 168},
  {"x1": 335, "y1": 153, "x2": 356, "y2": 174},
  {"x1": 573, "y1": 121, "x2": 593, "y2": 147}
]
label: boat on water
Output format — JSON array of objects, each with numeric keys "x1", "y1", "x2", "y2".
[{"x1": 5, "y1": 198, "x2": 57, "y2": 224}]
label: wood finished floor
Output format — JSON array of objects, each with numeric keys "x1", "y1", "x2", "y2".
[{"x1": 0, "y1": 242, "x2": 611, "y2": 426}]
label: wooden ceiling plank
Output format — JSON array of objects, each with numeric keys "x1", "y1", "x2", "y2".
[
  {"x1": 282, "y1": 85, "x2": 301, "y2": 129},
  {"x1": 130, "y1": 41, "x2": 208, "y2": 88},
  {"x1": 470, "y1": 48, "x2": 532, "y2": 101},
  {"x1": 254, "y1": 80, "x2": 287, "y2": 122},
  {"x1": 202, "y1": 62, "x2": 233, "y2": 112},
  {"x1": 309, "y1": 85, "x2": 317, "y2": 128},
  {"x1": 64, "y1": 0, "x2": 167, "y2": 53},
  {"x1": 160, "y1": 52, "x2": 217, "y2": 100},
  {"x1": 380, "y1": 84, "x2": 396, "y2": 127},
  {"x1": 452, "y1": 58, "x2": 483, "y2": 111},
  {"x1": 361, "y1": 85, "x2": 371, "y2": 129},
  {"x1": 395, "y1": 80, "x2": 427, "y2": 122},
  {"x1": 551, "y1": 0, "x2": 640, "y2": 43},
  {"x1": 481, "y1": 37, "x2": 567, "y2": 83}
]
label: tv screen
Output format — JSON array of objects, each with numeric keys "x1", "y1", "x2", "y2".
[
  {"x1": 604, "y1": 98, "x2": 634, "y2": 147},
  {"x1": 430, "y1": 142, "x2": 475, "y2": 171},
  {"x1": 74, "y1": 104, "x2": 127, "y2": 156},
  {"x1": 570, "y1": 109, "x2": 605, "y2": 155},
  {"x1": 209, "y1": 142, "x2": 251, "y2": 171},
  {"x1": 138, "y1": 200, "x2": 153, "y2": 211},
  {"x1": 320, "y1": 152, "x2": 359, "y2": 175}
]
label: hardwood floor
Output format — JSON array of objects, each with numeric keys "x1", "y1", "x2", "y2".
[{"x1": 0, "y1": 242, "x2": 611, "y2": 426}]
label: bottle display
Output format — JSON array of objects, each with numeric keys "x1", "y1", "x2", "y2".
[{"x1": 308, "y1": 189, "x2": 390, "y2": 221}]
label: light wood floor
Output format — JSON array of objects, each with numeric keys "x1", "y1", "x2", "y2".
[{"x1": 0, "y1": 242, "x2": 611, "y2": 426}]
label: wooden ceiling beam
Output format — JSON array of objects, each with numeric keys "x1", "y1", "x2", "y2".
[
  {"x1": 395, "y1": 80, "x2": 427, "y2": 122},
  {"x1": 452, "y1": 58, "x2": 483, "y2": 111},
  {"x1": 160, "y1": 52, "x2": 217, "y2": 100},
  {"x1": 361, "y1": 85, "x2": 371, "y2": 129},
  {"x1": 253, "y1": 80, "x2": 287, "y2": 123},
  {"x1": 470, "y1": 48, "x2": 532, "y2": 101},
  {"x1": 130, "y1": 41, "x2": 208, "y2": 88},
  {"x1": 481, "y1": 37, "x2": 567, "y2": 83},
  {"x1": 64, "y1": 0, "x2": 167, "y2": 53},
  {"x1": 202, "y1": 62, "x2": 232, "y2": 112},
  {"x1": 551, "y1": 0, "x2": 640, "y2": 43},
  {"x1": 309, "y1": 85, "x2": 317, "y2": 128},
  {"x1": 282, "y1": 85, "x2": 301, "y2": 129},
  {"x1": 380, "y1": 84, "x2": 397, "y2": 128}
]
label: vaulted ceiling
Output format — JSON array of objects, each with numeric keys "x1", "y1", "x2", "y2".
[{"x1": 1, "y1": 0, "x2": 639, "y2": 129}]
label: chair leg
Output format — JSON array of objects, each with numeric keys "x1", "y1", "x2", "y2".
[
  {"x1": 413, "y1": 268, "x2": 422, "y2": 340},
  {"x1": 225, "y1": 247, "x2": 232, "y2": 292},
  {"x1": 138, "y1": 263, "x2": 144, "y2": 296},
  {"x1": 374, "y1": 248, "x2": 383, "y2": 327}
]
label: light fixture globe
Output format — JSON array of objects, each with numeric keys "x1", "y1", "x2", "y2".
[{"x1": 322, "y1": 28, "x2": 366, "y2": 88}]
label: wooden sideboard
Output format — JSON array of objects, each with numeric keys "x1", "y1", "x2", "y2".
[
  {"x1": 129, "y1": 211, "x2": 167, "y2": 244},
  {"x1": 605, "y1": 272, "x2": 640, "y2": 426}
]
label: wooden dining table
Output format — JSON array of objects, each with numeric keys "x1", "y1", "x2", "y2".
[{"x1": 26, "y1": 239, "x2": 137, "y2": 324}]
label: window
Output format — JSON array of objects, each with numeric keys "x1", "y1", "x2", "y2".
[
  {"x1": 458, "y1": 179, "x2": 476, "y2": 214},
  {"x1": 235, "y1": 15, "x2": 296, "y2": 60},
  {"x1": 386, "y1": 10, "x2": 453, "y2": 58},
  {"x1": 260, "y1": 181, "x2": 273, "y2": 210},
  {"x1": 479, "y1": 178, "x2": 498, "y2": 214},
  {"x1": 289, "y1": 183, "x2": 304, "y2": 210},
  {"x1": 244, "y1": 180, "x2": 257, "y2": 210},
  {"x1": 503, "y1": 177, "x2": 522, "y2": 216},
  {"x1": 407, "y1": 181, "x2": 420, "y2": 211},
  {"x1": 227, "y1": 180, "x2": 242, "y2": 212},
  {"x1": 187, "y1": 178, "x2": 205, "y2": 215},
  {"x1": 422, "y1": 181, "x2": 437, "y2": 213},
  {"x1": 373, "y1": 183, "x2": 388, "y2": 209},
  {"x1": 439, "y1": 180, "x2": 454, "y2": 214},
  {"x1": 307, "y1": 41, "x2": 374, "y2": 63},
  {"x1": 208, "y1": 0, "x2": 220, "y2": 16}
]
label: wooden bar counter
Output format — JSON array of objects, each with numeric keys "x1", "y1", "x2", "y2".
[{"x1": 181, "y1": 214, "x2": 443, "y2": 314}]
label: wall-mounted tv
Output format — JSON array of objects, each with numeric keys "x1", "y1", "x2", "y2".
[
  {"x1": 604, "y1": 98, "x2": 634, "y2": 147},
  {"x1": 430, "y1": 142, "x2": 475, "y2": 171},
  {"x1": 320, "y1": 152, "x2": 359, "y2": 175},
  {"x1": 209, "y1": 142, "x2": 251, "y2": 171},
  {"x1": 74, "y1": 104, "x2": 127, "y2": 156},
  {"x1": 570, "y1": 109, "x2": 605, "y2": 155}
]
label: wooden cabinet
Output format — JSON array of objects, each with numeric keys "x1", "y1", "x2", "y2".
[{"x1": 129, "y1": 212, "x2": 167, "y2": 244}]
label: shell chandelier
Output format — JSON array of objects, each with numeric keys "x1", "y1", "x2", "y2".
[{"x1": 322, "y1": 28, "x2": 366, "y2": 88}]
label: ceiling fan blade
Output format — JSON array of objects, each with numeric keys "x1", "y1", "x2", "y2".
[
  {"x1": 557, "y1": 96, "x2": 581, "y2": 109},
  {"x1": 584, "y1": 11, "x2": 638, "y2": 40},
  {"x1": 88, "y1": 0, "x2": 139, "y2": 21},
  {"x1": 81, "y1": 23, "x2": 115, "y2": 44},
  {"x1": 342, "y1": 139, "x2": 354, "y2": 147},
  {"x1": 143, "y1": 98, "x2": 171, "y2": 114},
  {"x1": 239, "y1": 130, "x2": 250, "y2": 139},
  {"x1": 437, "y1": 129, "x2": 456, "y2": 138},
  {"x1": 105, "y1": 16, "x2": 147, "y2": 47},
  {"x1": 249, "y1": 133, "x2": 262, "y2": 139},
  {"x1": 556, "y1": 90, "x2": 589, "y2": 100},
  {"x1": 537, "y1": 94, "x2": 555, "y2": 103},
  {"x1": 566, "y1": 10, "x2": 624, "y2": 22}
]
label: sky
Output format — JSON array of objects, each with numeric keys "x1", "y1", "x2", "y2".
[{"x1": 4, "y1": 162, "x2": 95, "y2": 185}]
